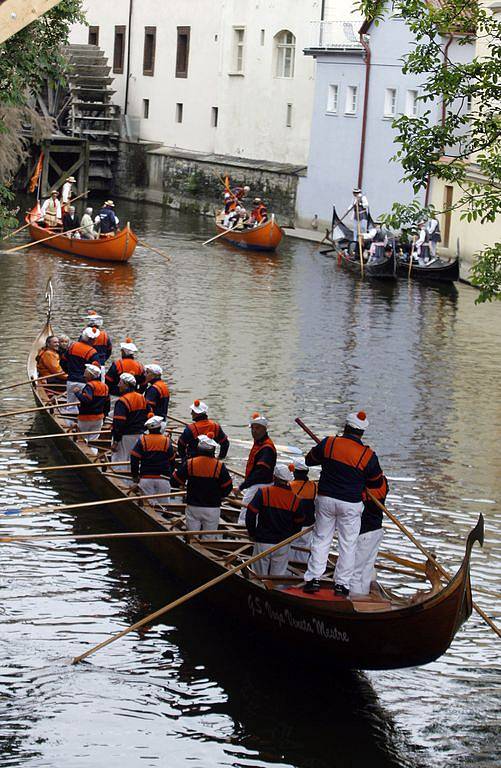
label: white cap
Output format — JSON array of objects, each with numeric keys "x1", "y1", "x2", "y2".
[
  {"x1": 82, "y1": 326, "x2": 100, "y2": 341},
  {"x1": 224, "y1": 192, "x2": 231, "y2": 199},
  {"x1": 84, "y1": 364, "x2": 101, "y2": 378},
  {"x1": 119, "y1": 372, "x2": 136, "y2": 386},
  {"x1": 249, "y1": 412, "x2": 268, "y2": 427},
  {"x1": 84, "y1": 310, "x2": 103, "y2": 327},
  {"x1": 198, "y1": 434, "x2": 218, "y2": 451},
  {"x1": 145, "y1": 415, "x2": 164, "y2": 430},
  {"x1": 120, "y1": 338, "x2": 138, "y2": 353},
  {"x1": 292, "y1": 457, "x2": 308, "y2": 472},
  {"x1": 191, "y1": 399, "x2": 208, "y2": 415},
  {"x1": 346, "y1": 410, "x2": 369, "y2": 430},
  {"x1": 274, "y1": 464, "x2": 293, "y2": 483},
  {"x1": 145, "y1": 363, "x2": 162, "y2": 376}
]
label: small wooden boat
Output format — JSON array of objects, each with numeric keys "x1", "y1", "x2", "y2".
[
  {"x1": 25, "y1": 211, "x2": 137, "y2": 263},
  {"x1": 322, "y1": 207, "x2": 396, "y2": 279},
  {"x1": 397, "y1": 254, "x2": 460, "y2": 282},
  {"x1": 24, "y1": 281, "x2": 483, "y2": 670},
  {"x1": 214, "y1": 212, "x2": 283, "y2": 251}
]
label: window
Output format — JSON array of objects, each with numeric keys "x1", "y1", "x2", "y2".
[
  {"x1": 345, "y1": 86, "x2": 358, "y2": 115},
  {"x1": 211, "y1": 107, "x2": 218, "y2": 127},
  {"x1": 113, "y1": 26, "x2": 126, "y2": 74},
  {"x1": 327, "y1": 84, "x2": 338, "y2": 113},
  {"x1": 384, "y1": 88, "x2": 397, "y2": 118},
  {"x1": 176, "y1": 103, "x2": 183, "y2": 123},
  {"x1": 260, "y1": 29, "x2": 265, "y2": 46},
  {"x1": 176, "y1": 26, "x2": 190, "y2": 78},
  {"x1": 88, "y1": 26, "x2": 99, "y2": 46},
  {"x1": 405, "y1": 89, "x2": 418, "y2": 117},
  {"x1": 286, "y1": 103, "x2": 293, "y2": 127},
  {"x1": 143, "y1": 27, "x2": 156, "y2": 76},
  {"x1": 232, "y1": 27, "x2": 245, "y2": 73},
  {"x1": 143, "y1": 99, "x2": 149, "y2": 119},
  {"x1": 275, "y1": 30, "x2": 295, "y2": 78}
]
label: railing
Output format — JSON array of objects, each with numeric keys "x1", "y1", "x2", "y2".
[{"x1": 306, "y1": 20, "x2": 362, "y2": 50}]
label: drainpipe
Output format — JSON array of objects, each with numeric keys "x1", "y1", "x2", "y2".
[
  {"x1": 357, "y1": 32, "x2": 371, "y2": 189},
  {"x1": 426, "y1": 35, "x2": 453, "y2": 208},
  {"x1": 124, "y1": 0, "x2": 134, "y2": 116}
]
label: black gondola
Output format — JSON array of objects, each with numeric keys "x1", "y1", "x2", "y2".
[
  {"x1": 396, "y1": 252, "x2": 460, "y2": 282},
  {"x1": 324, "y1": 207, "x2": 397, "y2": 279}
]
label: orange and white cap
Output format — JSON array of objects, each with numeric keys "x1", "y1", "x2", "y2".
[
  {"x1": 191, "y1": 399, "x2": 208, "y2": 415},
  {"x1": 249, "y1": 411, "x2": 268, "y2": 427},
  {"x1": 120, "y1": 337, "x2": 138, "y2": 353},
  {"x1": 346, "y1": 410, "x2": 369, "y2": 430},
  {"x1": 82, "y1": 326, "x2": 100, "y2": 341},
  {"x1": 119, "y1": 372, "x2": 136, "y2": 386},
  {"x1": 198, "y1": 433, "x2": 218, "y2": 451},
  {"x1": 274, "y1": 464, "x2": 293, "y2": 483},
  {"x1": 84, "y1": 364, "x2": 101, "y2": 378},
  {"x1": 83, "y1": 310, "x2": 103, "y2": 327},
  {"x1": 291, "y1": 457, "x2": 308, "y2": 472},
  {"x1": 145, "y1": 363, "x2": 162, "y2": 376},
  {"x1": 145, "y1": 415, "x2": 164, "y2": 430}
]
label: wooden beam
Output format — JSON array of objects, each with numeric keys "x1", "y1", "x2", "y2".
[{"x1": 0, "y1": 1, "x2": 62, "y2": 45}]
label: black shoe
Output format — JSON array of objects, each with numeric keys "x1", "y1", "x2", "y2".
[
  {"x1": 334, "y1": 584, "x2": 349, "y2": 597},
  {"x1": 303, "y1": 579, "x2": 321, "y2": 594}
]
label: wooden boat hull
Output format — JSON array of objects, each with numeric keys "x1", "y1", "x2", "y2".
[
  {"x1": 215, "y1": 216, "x2": 283, "y2": 251},
  {"x1": 25, "y1": 283, "x2": 481, "y2": 670},
  {"x1": 26, "y1": 219, "x2": 137, "y2": 262},
  {"x1": 340, "y1": 250, "x2": 397, "y2": 279},
  {"x1": 396, "y1": 256, "x2": 460, "y2": 282}
]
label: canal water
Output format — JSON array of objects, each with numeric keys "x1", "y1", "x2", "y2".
[{"x1": 0, "y1": 198, "x2": 499, "y2": 767}]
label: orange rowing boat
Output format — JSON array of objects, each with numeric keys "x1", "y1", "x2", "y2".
[{"x1": 215, "y1": 212, "x2": 283, "y2": 251}]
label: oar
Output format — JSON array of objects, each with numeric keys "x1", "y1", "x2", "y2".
[
  {"x1": 0, "y1": 402, "x2": 77, "y2": 419},
  {"x1": 0, "y1": 490, "x2": 188, "y2": 518},
  {"x1": 230, "y1": 438, "x2": 302, "y2": 455},
  {"x1": 5, "y1": 226, "x2": 83, "y2": 253},
  {"x1": 71, "y1": 525, "x2": 313, "y2": 664},
  {"x1": 226, "y1": 465, "x2": 245, "y2": 479},
  {"x1": 355, "y1": 201, "x2": 364, "y2": 278},
  {"x1": 202, "y1": 227, "x2": 233, "y2": 246},
  {"x1": 69, "y1": 189, "x2": 90, "y2": 205},
  {"x1": 2, "y1": 220, "x2": 32, "y2": 240},
  {"x1": 2, "y1": 460, "x2": 129, "y2": 476},
  {"x1": 0, "y1": 372, "x2": 67, "y2": 393},
  {"x1": 0, "y1": 528, "x2": 247, "y2": 544},
  {"x1": 0, "y1": 429, "x2": 111, "y2": 445},
  {"x1": 138, "y1": 239, "x2": 171, "y2": 261},
  {"x1": 294, "y1": 417, "x2": 501, "y2": 639},
  {"x1": 167, "y1": 414, "x2": 188, "y2": 427}
]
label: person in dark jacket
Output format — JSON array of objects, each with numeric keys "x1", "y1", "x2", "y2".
[
  {"x1": 95, "y1": 200, "x2": 119, "y2": 234},
  {"x1": 80, "y1": 310, "x2": 112, "y2": 369},
  {"x1": 106, "y1": 338, "x2": 145, "y2": 396},
  {"x1": 130, "y1": 415, "x2": 176, "y2": 505},
  {"x1": 177, "y1": 400, "x2": 229, "y2": 459},
  {"x1": 144, "y1": 364, "x2": 170, "y2": 419},
  {"x1": 246, "y1": 464, "x2": 312, "y2": 577},
  {"x1": 289, "y1": 456, "x2": 317, "y2": 566},
  {"x1": 63, "y1": 327, "x2": 101, "y2": 419},
  {"x1": 350, "y1": 476, "x2": 389, "y2": 595},
  {"x1": 237, "y1": 412, "x2": 277, "y2": 523},
  {"x1": 111, "y1": 373, "x2": 150, "y2": 470},
  {"x1": 172, "y1": 433, "x2": 233, "y2": 535},
  {"x1": 62, "y1": 206, "x2": 80, "y2": 235},
  {"x1": 74, "y1": 364, "x2": 110, "y2": 451}
]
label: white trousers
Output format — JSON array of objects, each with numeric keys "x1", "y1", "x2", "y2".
[
  {"x1": 252, "y1": 541, "x2": 291, "y2": 577},
  {"x1": 111, "y1": 434, "x2": 142, "y2": 471},
  {"x1": 237, "y1": 483, "x2": 272, "y2": 524},
  {"x1": 139, "y1": 477, "x2": 171, "y2": 506},
  {"x1": 304, "y1": 495, "x2": 363, "y2": 589},
  {"x1": 289, "y1": 527, "x2": 312, "y2": 565},
  {"x1": 77, "y1": 417, "x2": 103, "y2": 443},
  {"x1": 185, "y1": 505, "x2": 220, "y2": 537},
  {"x1": 350, "y1": 528, "x2": 384, "y2": 595},
  {"x1": 64, "y1": 381, "x2": 85, "y2": 416}
]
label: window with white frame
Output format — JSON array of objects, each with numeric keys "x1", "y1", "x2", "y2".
[
  {"x1": 233, "y1": 27, "x2": 245, "y2": 73},
  {"x1": 327, "y1": 84, "x2": 338, "y2": 113},
  {"x1": 345, "y1": 85, "x2": 358, "y2": 115},
  {"x1": 405, "y1": 89, "x2": 418, "y2": 117},
  {"x1": 275, "y1": 30, "x2": 295, "y2": 78},
  {"x1": 384, "y1": 88, "x2": 397, "y2": 117}
]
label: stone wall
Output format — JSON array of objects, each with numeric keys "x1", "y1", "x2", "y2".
[{"x1": 114, "y1": 141, "x2": 304, "y2": 224}]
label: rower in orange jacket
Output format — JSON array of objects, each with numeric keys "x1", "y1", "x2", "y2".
[
  {"x1": 144, "y1": 363, "x2": 170, "y2": 419},
  {"x1": 237, "y1": 412, "x2": 277, "y2": 524},
  {"x1": 177, "y1": 400, "x2": 229, "y2": 459},
  {"x1": 111, "y1": 372, "x2": 151, "y2": 470},
  {"x1": 289, "y1": 456, "x2": 317, "y2": 565},
  {"x1": 106, "y1": 337, "x2": 145, "y2": 396}
]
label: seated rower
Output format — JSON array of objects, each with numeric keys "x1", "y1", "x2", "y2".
[
  {"x1": 95, "y1": 200, "x2": 119, "y2": 236},
  {"x1": 130, "y1": 415, "x2": 176, "y2": 506},
  {"x1": 80, "y1": 208, "x2": 97, "y2": 239},
  {"x1": 172, "y1": 433, "x2": 233, "y2": 535},
  {"x1": 106, "y1": 338, "x2": 145, "y2": 397},
  {"x1": 367, "y1": 220, "x2": 387, "y2": 263},
  {"x1": 144, "y1": 364, "x2": 170, "y2": 420},
  {"x1": 177, "y1": 400, "x2": 229, "y2": 460},
  {"x1": 62, "y1": 205, "x2": 80, "y2": 236},
  {"x1": 250, "y1": 198, "x2": 268, "y2": 226},
  {"x1": 74, "y1": 364, "x2": 110, "y2": 452},
  {"x1": 40, "y1": 190, "x2": 62, "y2": 229},
  {"x1": 111, "y1": 373, "x2": 150, "y2": 471},
  {"x1": 350, "y1": 476, "x2": 389, "y2": 596},
  {"x1": 36, "y1": 335, "x2": 68, "y2": 387},
  {"x1": 289, "y1": 457, "x2": 317, "y2": 565},
  {"x1": 237, "y1": 412, "x2": 276, "y2": 524},
  {"x1": 246, "y1": 464, "x2": 311, "y2": 578}
]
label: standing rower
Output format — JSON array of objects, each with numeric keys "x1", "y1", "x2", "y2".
[
  {"x1": 111, "y1": 373, "x2": 150, "y2": 470},
  {"x1": 302, "y1": 411, "x2": 384, "y2": 596},
  {"x1": 289, "y1": 457, "x2": 317, "y2": 565},
  {"x1": 130, "y1": 415, "x2": 176, "y2": 505},
  {"x1": 40, "y1": 191, "x2": 61, "y2": 228},
  {"x1": 144, "y1": 364, "x2": 170, "y2": 419},
  {"x1": 81, "y1": 310, "x2": 112, "y2": 374},
  {"x1": 237, "y1": 412, "x2": 277, "y2": 524},
  {"x1": 63, "y1": 328, "x2": 101, "y2": 417},
  {"x1": 106, "y1": 338, "x2": 145, "y2": 396},
  {"x1": 61, "y1": 176, "x2": 76, "y2": 207},
  {"x1": 349, "y1": 187, "x2": 369, "y2": 242},
  {"x1": 350, "y1": 475, "x2": 389, "y2": 596},
  {"x1": 177, "y1": 400, "x2": 229, "y2": 460},
  {"x1": 74, "y1": 364, "x2": 110, "y2": 452}
]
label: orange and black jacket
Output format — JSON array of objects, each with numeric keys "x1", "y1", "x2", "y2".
[
  {"x1": 177, "y1": 418, "x2": 229, "y2": 459},
  {"x1": 75, "y1": 380, "x2": 110, "y2": 421},
  {"x1": 65, "y1": 341, "x2": 100, "y2": 383},
  {"x1": 112, "y1": 392, "x2": 150, "y2": 441},
  {"x1": 80, "y1": 329, "x2": 112, "y2": 366},
  {"x1": 305, "y1": 434, "x2": 383, "y2": 503},
  {"x1": 360, "y1": 476, "x2": 388, "y2": 534},
  {"x1": 246, "y1": 484, "x2": 311, "y2": 544},
  {"x1": 106, "y1": 358, "x2": 146, "y2": 395},
  {"x1": 290, "y1": 477, "x2": 317, "y2": 520},
  {"x1": 172, "y1": 455, "x2": 233, "y2": 507},
  {"x1": 130, "y1": 433, "x2": 176, "y2": 479},
  {"x1": 145, "y1": 379, "x2": 170, "y2": 419},
  {"x1": 240, "y1": 434, "x2": 277, "y2": 490}
]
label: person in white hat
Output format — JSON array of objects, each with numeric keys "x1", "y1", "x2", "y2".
[
  {"x1": 289, "y1": 457, "x2": 318, "y2": 566},
  {"x1": 237, "y1": 412, "x2": 276, "y2": 524},
  {"x1": 348, "y1": 187, "x2": 370, "y2": 242},
  {"x1": 144, "y1": 364, "x2": 170, "y2": 419},
  {"x1": 302, "y1": 410, "x2": 384, "y2": 597},
  {"x1": 172, "y1": 432, "x2": 233, "y2": 536},
  {"x1": 177, "y1": 400, "x2": 229, "y2": 460},
  {"x1": 350, "y1": 475, "x2": 389, "y2": 596},
  {"x1": 40, "y1": 190, "x2": 62, "y2": 228},
  {"x1": 61, "y1": 176, "x2": 76, "y2": 205},
  {"x1": 95, "y1": 200, "x2": 119, "y2": 235},
  {"x1": 62, "y1": 329, "x2": 101, "y2": 420},
  {"x1": 111, "y1": 373, "x2": 150, "y2": 471},
  {"x1": 106, "y1": 338, "x2": 145, "y2": 396},
  {"x1": 80, "y1": 311, "x2": 112, "y2": 379},
  {"x1": 130, "y1": 415, "x2": 176, "y2": 505},
  {"x1": 245, "y1": 464, "x2": 310, "y2": 577},
  {"x1": 74, "y1": 364, "x2": 110, "y2": 451}
]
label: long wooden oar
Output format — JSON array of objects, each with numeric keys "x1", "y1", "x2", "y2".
[
  {"x1": 2, "y1": 220, "x2": 31, "y2": 240},
  {"x1": 0, "y1": 402, "x2": 75, "y2": 419},
  {"x1": 1, "y1": 490, "x2": 187, "y2": 518},
  {"x1": 226, "y1": 465, "x2": 245, "y2": 479},
  {"x1": 0, "y1": 429, "x2": 111, "y2": 445},
  {"x1": 167, "y1": 414, "x2": 188, "y2": 427},
  {"x1": 69, "y1": 189, "x2": 90, "y2": 205},
  {"x1": 71, "y1": 525, "x2": 313, "y2": 664},
  {"x1": 0, "y1": 372, "x2": 66, "y2": 393},
  {"x1": 5, "y1": 226, "x2": 83, "y2": 253},
  {"x1": 3, "y1": 460, "x2": 128, "y2": 477},
  {"x1": 138, "y1": 239, "x2": 171, "y2": 262},
  {"x1": 294, "y1": 416, "x2": 501, "y2": 639},
  {"x1": 355, "y1": 201, "x2": 364, "y2": 278},
  {"x1": 202, "y1": 227, "x2": 233, "y2": 246},
  {"x1": 0, "y1": 528, "x2": 247, "y2": 544}
]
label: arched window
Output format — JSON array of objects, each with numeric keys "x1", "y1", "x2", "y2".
[{"x1": 275, "y1": 30, "x2": 295, "y2": 78}]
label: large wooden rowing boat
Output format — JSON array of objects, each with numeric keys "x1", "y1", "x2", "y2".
[
  {"x1": 214, "y1": 212, "x2": 283, "y2": 251},
  {"x1": 25, "y1": 282, "x2": 483, "y2": 669},
  {"x1": 25, "y1": 211, "x2": 137, "y2": 263}
]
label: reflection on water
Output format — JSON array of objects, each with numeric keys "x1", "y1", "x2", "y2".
[{"x1": 0, "y1": 198, "x2": 499, "y2": 767}]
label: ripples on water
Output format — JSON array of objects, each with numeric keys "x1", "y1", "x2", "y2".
[{"x1": 0, "y1": 199, "x2": 499, "y2": 767}]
